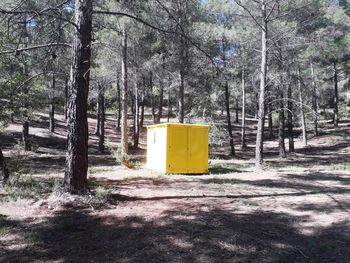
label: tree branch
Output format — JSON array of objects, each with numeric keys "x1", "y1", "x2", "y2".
[{"x1": 0, "y1": 43, "x2": 72, "y2": 55}]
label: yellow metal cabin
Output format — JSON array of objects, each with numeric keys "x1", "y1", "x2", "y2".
[{"x1": 146, "y1": 123, "x2": 209, "y2": 174}]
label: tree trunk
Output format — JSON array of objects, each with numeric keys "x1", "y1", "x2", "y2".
[
  {"x1": 287, "y1": 74, "x2": 295, "y2": 152},
  {"x1": 49, "y1": 74, "x2": 55, "y2": 133},
  {"x1": 157, "y1": 78, "x2": 164, "y2": 123},
  {"x1": 235, "y1": 99, "x2": 239, "y2": 123},
  {"x1": 98, "y1": 86, "x2": 105, "y2": 152},
  {"x1": 22, "y1": 120, "x2": 30, "y2": 151},
  {"x1": 140, "y1": 76, "x2": 145, "y2": 128},
  {"x1": 178, "y1": 63, "x2": 185, "y2": 123},
  {"x1": 268, "y1": 103, "x2": 273, "y2": 138},
  {"x1": 64, "y1": 0, "x2": 92, "y2": 193},
  {"x1": 277, "y1": 41, "x2": 286, "y2": 158},
  {"x1": 333, "y1": 61, "x2": 339, "y2": 127},
  {"x1": 94, "y1": 88, "x2": 101, "y2": 135},
  {"x1": 0, "y1": 148, "x2": 9, "y2": 184},
  {"x1": 133, "y1": 72, "x2": 140, "y2": 148},
  {"x1": 149, "y1": 71, "x2": 156, "y2": 124},
  {"x1": 167, "y1": 84, "x2": 171, "y2": 123},
  {"x1": 297, "y1": 66, "x2": 307, "y2": 146},
  {"x1": 120, "y1": 29, "x2": 129, "y2": 164},
  {"x1": 241, "y1": 66, "x2": 247, "y2": 148},
  {"x1": 64, "y1": 78, "x2": 68, "y2": 120},
  {"x1": 310, "y1": 62, "x2": 318, "y2": 136},
  {"x1": 225, "y1": 81, "x2": 235, "y2": 156},
  {"x1": 117, "y1": 76, "x2": 121, "y2": 130},
  {"x1": 278, "y1": 88, "x2": 286, "y2": 158},
  {"x1": 255, "y1": 0, "x2": 267, "y2": 168}
]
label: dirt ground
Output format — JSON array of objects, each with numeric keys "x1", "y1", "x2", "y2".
[{"x1": 0, "y1": 112, "x2": 350, "y2": 263}]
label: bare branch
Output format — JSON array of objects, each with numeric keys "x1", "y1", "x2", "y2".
[{"x1": 0, "y1": 43, "x2": 72, "y2": 55}]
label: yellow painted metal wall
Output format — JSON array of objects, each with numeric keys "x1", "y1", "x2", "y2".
[{"x1": 146, "y1": 123, "x2": 208, "y2": 174}]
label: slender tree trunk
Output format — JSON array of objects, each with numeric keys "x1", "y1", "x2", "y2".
[
  {"x1": 287, "y1": 74, "x2": 294, "y2": 152},
  {"x1": 225, "y1": 81, "x2": 235, "y2": 156},
  {"x1": 241, "y1": 66, "x2": 247, "y2": 148},
  {"x1": 120, "y1": 29, "x2": 129, "y2": 164},
  {"x1": 149, "y1": 71, "x2": 156, "y2": 124},
  {"x1": 268, "y1": 103, "x2": 273, "y2": 138},
  {"x1": 277, "y1": 42, "x2": 286, "y2": 158},
  {"x1": 178, "y1": 64, "x2": 185, "y2": 123},
  {"x1": 297, "y1": 66, "x2": 307, "y2": 146},
  {"x1": 157, "y1": 78, "x2": 164, "y2": 123},
  {"x1": 255, "y1": 0, "x2": 267, "y2": 168},
  {"x1": 94, "y1": 88, "x2": 101, "y2": 135},
  {"x1": 140, "y1": 76, "x2": 145, "y2": 128},
  {"x1": 64, "y1": 78, "x2": 68, "y2": 120},
  {"x1": 49, "y1": 74, "x2": 55, "y2": 133},
  {"x1": 310, "y1": 62, "x2": 318, "y2": 136},
  {"x1": 98, "y1": 87, "x2": 105, "y2": 152},
  {"x1": 333, "y1": 61, "x2": 339, "y2": 127},
  {"x1": 64, "y1": 0, "x2": 93, "y2": 193},
  {"x1": 235, "y1": 99, "x2": 239, "y2": 123},
  {"x1": 278, "y1": 88, "x2": 286, "y2": 158},
  {"x1": 0, "y1": 148, "x2": 9, "y2": 184},
  {"x1": 22, "y1": 57, "x2": 30, "y2": 151},
  {"x1": 133, "y1": 72, "x2": 140, "y2": 148},
  {"x1": 116, "y1": 76, "x2": 121, "y2": 130},
  {"x1": 167, "y1": 85, "x2": 171, "y2": 123}
]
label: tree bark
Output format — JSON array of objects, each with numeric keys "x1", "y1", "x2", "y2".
[
  {"x1": 310, "y1": 62, "x2": 318, "y2": 136},
  {"x1": 117, "y1": 76, "x2": 121, "y2": 130},
  {"x1": 287, "y1": 73, "x2": 295, "y2": 152},
  {"x1": 120, "y1": 28, "x2": 129, "y2": 164},
  {"x1": 149, "y1": 71, "x2": 156, "y2": 124},
  {"x1": 157, "y1": 78, "x2": 164, "y2": 123},
  {"x1": 140, "y1": 76, "x2": 146, "y2": 128},
  {"x1": 268, "y1": 103, "x2": 273, "y2": 138},
  {"x1": 235, "y1": 99, "x2": 239, "y2": 123},
  {"x1": 64, "y1": 0, "x2": 93, "y2": 193},
  {"x1": 241, "y1": 66, "x2": 247, "y2": 148},
  {"x1": 225, "y1": 81, "x2": 235, "y2": 156},
  {"x1": 0, "y1": 148, "x2": 9, "y2": 184},
  {"x1": 333, "y1": 61, "x2": 339, "y2": 127},
  {"x1": 94, "y1": 88, "x2": 101, "y2": 135},
  {"x1": 278, "y1": 88, "x2": 286, "y2": 158},
  {"x1": 98, "y1": 86, "x2": 105, "y2": 152},
  {"x1": 64, "y1": 78, "x2": 68, "y2": 120},
  {"x1": 49, "y1": 74, "x2": 55, "y2": 133},
  {"x1": 255, "y1": 0, "x2": 267, "y2": 168},
  {"x1": 133, "y1": 72, "x2": 140, "y2": 148},
  {"x1": 297, "y1": 66, "x2": 307, "y2": 146}
]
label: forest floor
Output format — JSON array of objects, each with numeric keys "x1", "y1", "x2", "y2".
[{"x1": 0, "y1": 112, "x2": 350, "y2": 263}]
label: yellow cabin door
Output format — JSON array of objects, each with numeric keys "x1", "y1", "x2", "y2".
[
  {"x1": 167, "y1": 126, "x2": 188, "y2": 173},
  {"x1": 188, "y1": 127, "x2": 208, "y2": 173}
]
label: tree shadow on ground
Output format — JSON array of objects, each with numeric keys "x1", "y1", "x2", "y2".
[{"x1": 1, "y1": 207, "x2": 349, "y2": 263}]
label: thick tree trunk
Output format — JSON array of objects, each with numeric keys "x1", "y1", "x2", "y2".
[
  {"x1": 120, "y1": 29, "x2": 129, "y2": 164},
  {"x1": 333, "y1": 61, "x2": 339, "y2": 127},
  {"x1": 225, "y1": 81, "x2": 235, "y2": 156},
  {"x1": 297, "y1": 66, "x2": 307, "y2": 146},
  {"x1": 64, "y1": 0, "x2": 93, "y2": 193},
  {"x1": 310, "y1": 62, "x2": 318, "y2": 136},
  {"x1": 255, "y1": 1, "x2": 267, "y2": 168},
  {"x1": 49, "y1": 74, "x2": 55, "y2": 133},
  {"x1": 98, "y1": 86, "x2": 105, "y2": 152},
  {"x1": 117, "y1": 76, "x2": 121, "y2": 130},
  {"x1": 0, "y1": 148, "x2": 9, "y2": 184},
  {"x1": 241, "y1": 66, "x2": 247, "y2": 148},
  {"x1": 178, "y1": 66, "x2": 185, "y2": 123},
  {"x1": 287, "y1": 75, "x2": 294, "y2": 152},
  {"x1": 133, "y1": 72, "x2": 140, "y2": 148}
]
